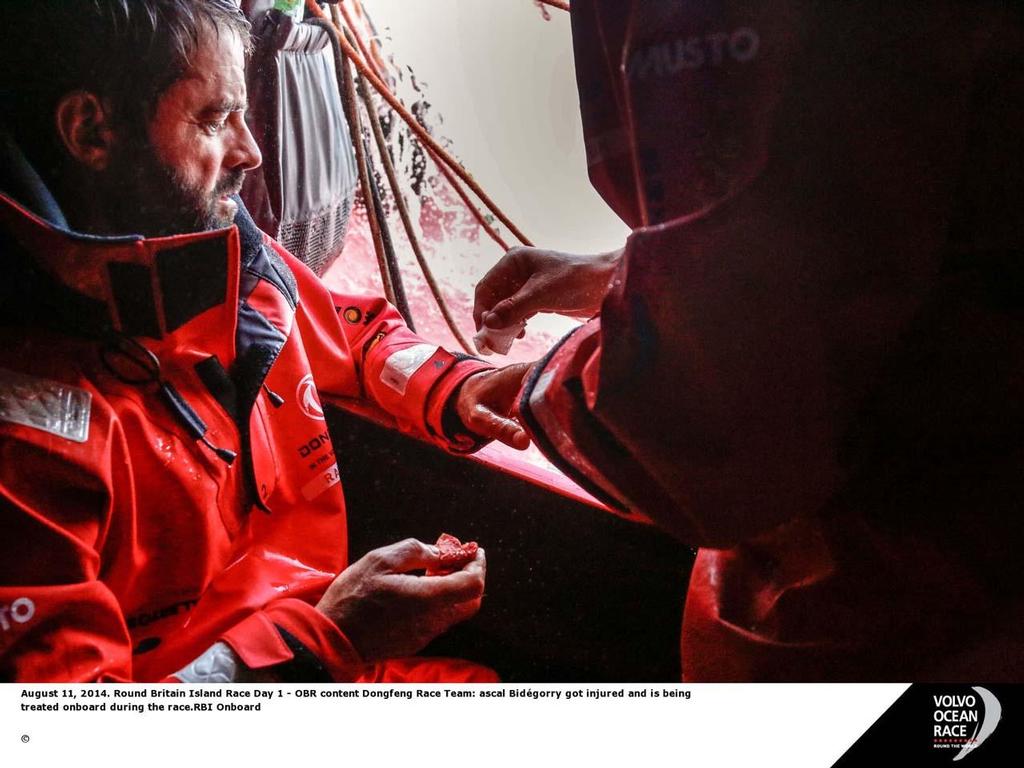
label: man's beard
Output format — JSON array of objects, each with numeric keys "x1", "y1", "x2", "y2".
[{"x1": 101, "y1": 143, "x2": 245, "y2": 238}]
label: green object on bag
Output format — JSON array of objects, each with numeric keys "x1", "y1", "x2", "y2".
[{"x1": 273, "y1": 0, "x2": 302, "y2": 13}]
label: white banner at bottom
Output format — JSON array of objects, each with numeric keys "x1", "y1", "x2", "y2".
[{"x1": 3, "y1": 683, "x2": 908, "y2": 768}]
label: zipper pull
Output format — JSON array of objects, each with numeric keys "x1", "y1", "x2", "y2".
[
  {"x1": 158, "y1": 381, "x2": 237, "y2": 466},
  {"x1": 262, "y1": 382, "x2": 285, "y2": 408}
]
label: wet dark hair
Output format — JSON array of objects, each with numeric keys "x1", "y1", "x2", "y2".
[{"x1": 0, "y1": 0, "x2": 251, "y2": 174}]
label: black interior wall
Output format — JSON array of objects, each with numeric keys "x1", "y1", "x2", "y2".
[{"x1": 327, "y1": 405, "x2": 696, "y2": 682}]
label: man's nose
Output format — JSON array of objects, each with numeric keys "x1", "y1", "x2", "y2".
[{"x1": 227, "y1": 115, "x2": 262, "y2": 172}]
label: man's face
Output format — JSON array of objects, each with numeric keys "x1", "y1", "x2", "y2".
[{"x1": 106, "y1": 26, "x2": 261, "y2": 237}]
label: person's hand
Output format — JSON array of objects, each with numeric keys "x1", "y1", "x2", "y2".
[
  {"x1": 473, "y1": 246, "x2": 623, "y2": 334},
  {"x1": 454, "y1": 363, "x2": 534, "y2": 449},
  {"x1": 316, "y1": 538, "x2": 486, "y2": 662}
]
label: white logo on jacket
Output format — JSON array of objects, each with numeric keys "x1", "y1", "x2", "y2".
[
  {"x1": 296, "y1": 374, "x2": 325, "y2": 421},
  {"x1": 0, "y1": 598, "x2": 36, "y2": 631}
]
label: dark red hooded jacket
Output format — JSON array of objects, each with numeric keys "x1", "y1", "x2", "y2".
[{"x1": 520, "y1": 0, "x2": 1024, "y2": 680}]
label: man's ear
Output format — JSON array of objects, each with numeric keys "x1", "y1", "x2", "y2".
[{"x1": 54, "y1": 91, "x2": 117, "y2": 171}]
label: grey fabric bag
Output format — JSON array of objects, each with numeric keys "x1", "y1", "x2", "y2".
[{"x1": 241, "y1": 9, "x2": 359, "y2": 276}]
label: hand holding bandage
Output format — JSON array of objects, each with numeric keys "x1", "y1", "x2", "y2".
[{"x1": 472, "y1": 246, "x2": 623, "y2": 355}]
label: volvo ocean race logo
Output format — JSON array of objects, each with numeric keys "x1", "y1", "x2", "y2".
[
  {"x1": 296, "y1": 374, "x2": 324, "y2": 421},
  {"x1": 932, "y1": 687, "x2": 1002, "y2": 760}
]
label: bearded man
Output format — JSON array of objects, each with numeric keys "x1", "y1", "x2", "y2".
[{"x1": 0, "y1": 0, "x2": 528, "y2": 683}]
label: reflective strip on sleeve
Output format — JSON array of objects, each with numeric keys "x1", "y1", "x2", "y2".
[
  {"x1": 379, "y1": 344, "x2": 439, "y2": 396},
  {"x1": 0, "y1": 368, "x2": 91, "y2": 443}
]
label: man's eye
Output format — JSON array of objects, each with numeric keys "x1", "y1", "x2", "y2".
[{"x1": 202, "y1": 120, "x2": 228, "y2": 135}]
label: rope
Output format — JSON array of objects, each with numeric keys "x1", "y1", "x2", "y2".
[
  {"x1": 342, "y1": 11, "x2": 515, "y2": 253},
  {"x1": 337, "y1": 0, "x2": 385, "y2": 83},
  {"x1": 331, "y1": 11, "x2": 397, "y2": 306},
  {"x1": 355, "y1": 55, "x2": 476, "y2": 353},
  {"x1": 345, "y1": 26, "x2": 416, "y2": 329},
  {"x1": 347, "y1": 0, "x2": 511, "y2": 252},
  {"x1": 304, "y1": 0, "x2": 534, "y2": 247}
]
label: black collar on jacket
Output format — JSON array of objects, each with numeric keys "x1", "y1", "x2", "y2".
[{"x1": 0, "y1": 134, "x2": 297, "y2": 342}]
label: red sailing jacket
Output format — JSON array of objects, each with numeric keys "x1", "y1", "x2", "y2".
[
  {"x1": 0, "y1": 190, "x2": 493, "y2": 683},
  {"x1": 521, "y1": 0, "x2": 1024, "y2": 679}
]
